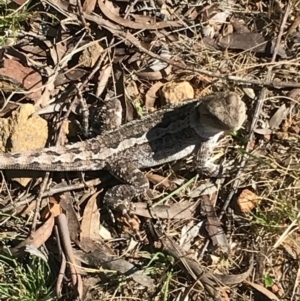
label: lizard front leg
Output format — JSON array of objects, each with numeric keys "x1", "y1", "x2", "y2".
[
  {"x1": 103, "y1": 161, "x2": 150, "y2": 218},
  {"x1": 194, "y1": 136, "x2": 224, "y2": 177}
]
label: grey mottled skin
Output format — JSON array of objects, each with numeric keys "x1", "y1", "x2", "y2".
[{"x1": 0, "y1": 92, "x2": 246, "y2": 214}]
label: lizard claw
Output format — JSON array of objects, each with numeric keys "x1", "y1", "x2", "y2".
[{"x1": 106, "y1": 200, "x2": 141, "y2": 234}]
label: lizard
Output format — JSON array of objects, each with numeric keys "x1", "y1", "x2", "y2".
[{"x1": 0, "y1": 92, "x2": 246, "y2": 216}]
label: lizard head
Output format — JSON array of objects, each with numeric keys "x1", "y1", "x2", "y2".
[{"x1": 198, "y1": 92, "x2": 247, "y2": 133}]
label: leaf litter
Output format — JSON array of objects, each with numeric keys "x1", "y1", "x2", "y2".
[{"x1": 0, "y1": 0, "x2": 300, "y2": 301}]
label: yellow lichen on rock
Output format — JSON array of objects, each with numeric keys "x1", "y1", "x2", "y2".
[
  {"x1": 161, "y1": 81, "x2": 194, "y2": 104},
  {"x1": 1, "y1": 104, "x2": 48, "y2": 186}
]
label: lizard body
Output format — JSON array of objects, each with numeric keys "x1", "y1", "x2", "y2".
[{"x1": 0, "y1": 92, "x2": 246, "y2": 213}]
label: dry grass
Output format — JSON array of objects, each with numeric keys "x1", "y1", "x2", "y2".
[{"x1": 0, "y1": 0, "x2": 300, "y2": 300}]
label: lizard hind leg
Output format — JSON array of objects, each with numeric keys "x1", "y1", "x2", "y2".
[{"x1": 104, "y1": 161, "x2": 150, "y2": 219}]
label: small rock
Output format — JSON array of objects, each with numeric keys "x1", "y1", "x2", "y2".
[
  {"x1": 79, "y1": 43, "x2": 103, "y2": 68},
  {"x1": 2, "y1": 104, "x2": 48, "y2": 186},
  {"x1": 242, "y1": 88, "x2": 256, "y2": 99},
  {"x1": 8, "y1": 104, "x2": 48, "y2": 152},
  {"x1": 162, "y1": 81, "x2": 194, "y2": 104}
]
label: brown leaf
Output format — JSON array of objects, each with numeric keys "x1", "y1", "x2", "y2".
[
  {"x1": 202, "y1": 194, "x2": 229, "y2": 252},
  {"x1": 288, "y1": 88, "x2": 300, "y2": 100},
  {"x1": 280, "y1": 232, "x2": 300, "y2": 259},
  {"x1": 60, "y1": 194, "x2": 81, "y2": 243},
  {"x1": 134, "y1": 201, "x2": 196, "y2": 219},
  {"x1": 54, "y1": 69, "x2": 88, "y2": 87},
  {"x1": 237, "y1": 189, "x2": 259, "y2": 213},
  {"x1": 82, "y1": 277, "x2": 99, "y2": 300},
  {"x1": 78, "y1": 238, "x2": 155, "y2": 289},
  {"x1": 19, "y1": 44, "x2": 47, "y2": 57},
  {"x1": 55, "y1": 40, "x2": 68, "y2": 63},
  {"x1": 254, "y1": 127, "x2": 273, "y2": 135},
  {"x1": 146, "y1": 173, "x2": 176, "y2": 189},
  {"x1": 0, "y1": 58, "x2": 42, "y2": 101},
  {"x1": 96, "y1": 64, "x2": 112, "y2": 97},
  {"x1": 218, "y1": 32, "x2": 267, "y2": 53},
  {"x1": 97, "y1": 0, "x2": 182, "y2": 30},
  {"x1": 11, "y1": 0, "x2": 27, "y2": 5},
  {"x1": 231, "y1": 18, "x2": 250, "y2": 33},
  {"x1": 286, "y1": 15, "x2": 300, "y2": 39},
  {"x1": 78, "y1": 43, "x2": 103, "y2": 68},
  {"x1": 218, "y1": 32, "x2": 287, "y2": 58},
  {"x1": 216, "y1": 259, "x2": 254, "y2": 285},
  {"x1": 117, "y1": 215, "x2": 140, "y2": 233},
  {"x1": 41, "y1": 197, "x2": 62, "y2": 219},
  {"x1": 30, "y1": 214, "x2": 55, "y2": 247},
  {"x1": 145, "y1": 82, "x2": 164, "y2": 110},
  {"x1": 269, "y1": 104, "x2": 289, "y2": 129},
  {"x1": 83, "y1": 0, "x2": 97, "y2": 12},
  {"x1": 12, "y1": 214, "x2": 55, "y2": 254},
  {"x1": 81, "y1": 191, "x2": 101, "y2": 240},
  {"x1": 244, "y1": 280, "x2": 280, "y2": 301}
]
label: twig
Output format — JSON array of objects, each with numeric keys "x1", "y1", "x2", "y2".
[
  {"x1": 55, "y1": 224, "x2": 66, "y2": 299},
  {"x1": 30, "y1": 174, "x2": 50, "y2": 233},
  {"x1": 2, "y1": 178, "x2": 102, "y2": 213},
  {"x1": 49, "y1": 0, "x2": 300, "y2": 89},
  {"x1": 57, "y1": 213, "x2": 83, "y2": 298},
  {"x1": 124, "y1": 0, "x2": 139, "y2": 19},
  {"x1": 75, "y1": 85, "x2": 90, "y2": 137},
  {"x1": 114, "y1": 30, "x2": 300, "y2": 89},
  {"x1": 76, "y1": 0, "x2": 88, "y2": 28},
  {"x1": 74, "y1": 44, "x2": 109, "y2": 136},
  {"x1": 198, "y1": 3, "x2": 291, "y2": 258},
  {"x1": 224, "y1": 5, "x2": 291, "y2": 228}
]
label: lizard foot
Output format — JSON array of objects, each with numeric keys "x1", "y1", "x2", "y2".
[{"x1": 198, "y1": 162, "x2": 239, "y2": 178}]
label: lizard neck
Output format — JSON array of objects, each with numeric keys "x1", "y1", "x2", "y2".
[{"x1": 190, "y1": 103, "x2": 224, "y2": 140}]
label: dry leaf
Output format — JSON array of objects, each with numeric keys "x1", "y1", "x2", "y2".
[
  {"x1": 54, "y1": 69, "x2": 88, "y2": 87},
  {"x1": 286, "y1": 16, "x2": 300, "y2": 39},
  {"x1": 134, "y1": 201, "x2": 196, "y2": 219},
  {"x1": 0, "y1": 58, "x2": 43, "y2": 101},
  {"x1": 237, "y1": 189, "x2": 259, "y2": 213},
  {"x1": 146, "y1": 172, "x2": 176, "y2": 189},
  {"x1": 12, "y1": 214, "x2": 55, "y2": 255},
  {"x1": 98, "y1": 0, "x2": 181, "y2": 30},
  {"x1": 244, "y1": 280, "x2": 280, "y2": 301},
  {"x1": 202, "y1": 194, "x2": 229, "y2": 252},
  {"x1": 218, "y1": 32, "x2": 287, "y2": 58},
  {"x1": 81, "y1": 191, "x2": 101, "y2": 240},
  {"x1": 35, "y1": 81, "x2": 55, "y2": 109},
  {"x1": 60, "y1": 194, "x2": 80, "y2": 243},
  {"x1": 145, "y1": 82, "x2": 164, "y2": 109},
  {"x1": 179, "y1": 222, "x2": 201, "y2": 251},
  {"x1": 288, "y1": 88, "x2": 300, "y2": 100},
  {"x1": 96, "y1": 64, "x2": 112, "y2": 97},
  {"x1": 242, "y1": 87, "x2": 256, "y2": 99},
  {"x1": 231, "y1": 18, "x2": 250, "y2": 33},
  {"x1": 78, "y1": 239, "x2": 155, "y2": 289},
  {"x1": 254, "y1": 127, "x2": 273, "y2": 135},
  {"x1": 269, "y1": 104, "x2": 289, "y2": 129},
  {"x1": 280, "y1": 232, "x2": 300, "y2": 259},
  {"x1": 82, "y1": 0, "x2": 96, "y2": 12},
  {"x1": 41, "y1": 197, "x2": 62, "y2": 219}
]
